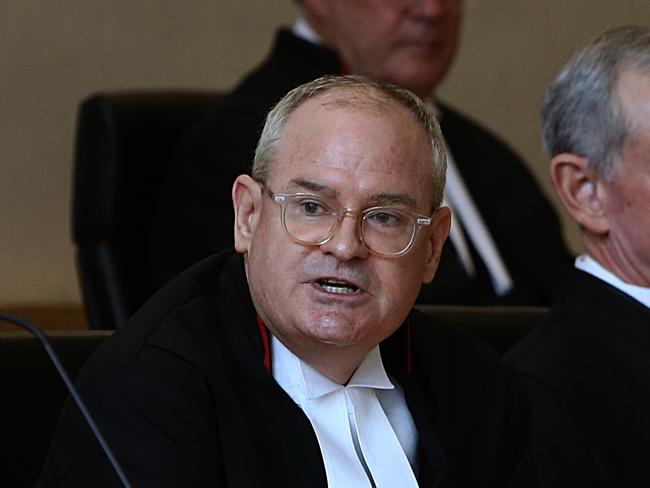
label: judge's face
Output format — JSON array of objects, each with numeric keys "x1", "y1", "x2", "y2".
[
  {"x1": 306, "y1": 0, "x2": 462, "y2": 98},
  {"x1": 235, "y1": 92, "x2": 449, "y2": 361},
  {"x1": 600, "y1": 70, "x2": 650, "y2": 286}
]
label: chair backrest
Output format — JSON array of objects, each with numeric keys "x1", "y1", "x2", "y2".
[
  {"x1": 73, "y1": 91, "x2": 223, "y2": 329},
  {"x1": 416, "y1": 305, "x2": 547, "y2": 355},
  {"x1": 0, "y1": 330, "x2": 111, "y2": 488}
]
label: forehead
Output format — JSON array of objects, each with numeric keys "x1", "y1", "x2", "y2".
[
  {"x1": 270, "y1": 94, "x2": 435, "y2": 206},
  {"x1": 615, "y1": 69, "x2": 650, "y2": 175},
  {"x1": 608, "y1": 70, "x2": 650, "y2": 193},
  {"x1": 617, "y1": 69, "x2": 650, "y2": 138}
]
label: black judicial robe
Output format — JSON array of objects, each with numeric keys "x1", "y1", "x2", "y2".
[
  {"x1": 149, "y1": 29, "x2": 570, "y2": 306},
  {"x1": 507, "y1": 268, "x2": 650, "y2": 487},
  {"x1": 39, "y1": 251, "x2": 535, "y2": 487}
]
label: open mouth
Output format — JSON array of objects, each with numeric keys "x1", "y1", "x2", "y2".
[{"x1": 316, "y1": 278, "x2": 359, "y2": 295}]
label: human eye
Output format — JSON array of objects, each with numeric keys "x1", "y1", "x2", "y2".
[
  {"x1": 366, "y1": 208, "x2": 405, "y2": 227},
  {"x1": 293, "y1": 196, "x2": 330, "y2": 217}
]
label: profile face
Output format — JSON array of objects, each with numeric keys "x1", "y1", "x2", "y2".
[
  {"x1": 602, "y1": 70, "x2": 650, "y2": 285},
  {"x1": 237, "y1": 91, "x2": 449, "y2": 359},
  {"x1": 311, "y1": 0, "x2": 462, "y2": 98}
]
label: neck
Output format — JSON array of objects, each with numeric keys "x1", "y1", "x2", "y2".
[
  {"x1": 585, "y1": 237, "x2": 650, "y2": 287},
  {"x1": 301, "y1": 350, "x2": 367, "y2": 385},
  {"x1": 276, "y1": 333, "x2": 370, "y2": 385}
]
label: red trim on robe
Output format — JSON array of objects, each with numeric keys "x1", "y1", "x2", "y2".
[
  {"x1": 256, "y1": 315, "x2": 271, "y2": 373},
  {"x1": 406, "y1": 320, "x2": 412, "y2": 374},
  {"x1": 340, "y1": 59, "x2": 351, "y2": 75},
  {"x1": 256, "y1": 314, "x2": 413, "y2": 375}
]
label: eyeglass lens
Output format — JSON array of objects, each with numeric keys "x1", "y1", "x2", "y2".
[{"x1": 282, "y1": 195, "x2": 416, "y2": 255}]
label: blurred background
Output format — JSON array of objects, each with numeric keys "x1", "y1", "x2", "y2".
[{"x1": 1, "y1": 0, "x2": 648, "y2": 327}]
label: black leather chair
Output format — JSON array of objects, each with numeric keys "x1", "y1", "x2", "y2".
[
  {"x1": 417, "y1": 305, "x2": 547, "y2": 355},
  {"x1": 0, "y1": 330, "x2": 111, "y2": 488},
  {"x1": 73, "y1": 91, "x2": 222, "y2": 329}
]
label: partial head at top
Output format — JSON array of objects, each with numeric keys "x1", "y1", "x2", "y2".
[{"x1": 297, "y1": 0, "x2": 464, "y2": 99}]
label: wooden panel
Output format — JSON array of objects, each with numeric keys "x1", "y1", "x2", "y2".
[{"x1": 0, "y1": 304, "x2": 87, "y2": 331}]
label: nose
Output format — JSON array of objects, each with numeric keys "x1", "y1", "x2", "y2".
[{"x1": 319, "y1": 213, "x2": 369, "y2": 262}]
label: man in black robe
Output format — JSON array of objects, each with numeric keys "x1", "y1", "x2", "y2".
[
  {"x1": 40, "y1": 76, "x2": 534, "y2": 487},
  {"x1": 507, "y1": 26, "x2": 650, "y2": 487},
  {"x1": 150, "y1": 0, "x2": 569, "y2": 305}
]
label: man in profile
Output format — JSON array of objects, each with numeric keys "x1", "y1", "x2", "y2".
[
  {"x1": 150, "y1": 0, "x2": 568, "y2": 306},
  {"x1": 40, "y1": 76, "x2": 533, "y2": 486},
  {"x1": 507, "y1": 26, "x2": 650, "y2": 487}
]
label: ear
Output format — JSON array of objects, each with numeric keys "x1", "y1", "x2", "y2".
[
  {"x1": 232, "y1": 175, "x2": 263, "y2": 254},
  {"x1": 550, "y1": 153, "x2": 609, "y2": 235},
  {"x1": 422, "y1": 206, "x2": 451, "y2": 284}
]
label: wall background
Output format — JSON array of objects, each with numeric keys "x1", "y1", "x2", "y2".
[{"x1": 1, "y1": 1, "x2": 648, "y2": 309}]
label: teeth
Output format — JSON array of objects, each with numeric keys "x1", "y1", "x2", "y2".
[
  {"x1": 324, "y1": 279, "x2": 346, "y2": 285},
  {"x1": 319, "y1": 279, "x2": 357, "y2": 295},
  {"x1": 321, "y1": 284, "x2": 356, "y2": 294}
]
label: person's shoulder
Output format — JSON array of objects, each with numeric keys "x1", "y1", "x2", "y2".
[
  {"x1": 196, "y1": 28, "x2": 339, "y2": 131},
  {"x1": 436, "y1": 100, "x2": 547, "y2": 201},
  {"x1": 437, "y1": 100, "x2": 563, "y2": 236},
  {"x1": 405, "y1": 308, "x2": 535, "y2": 486},
  {"x1": 505, "y1": 313, "x2": 573, "y2": 385},
  {"x1": 508, "y1": 267, "x2": 650, "y2": 384},
  {"x1": 172, "y1": 28, "x2": 341, "y2": 176},
  {"x1": 176, "y1": 29, "x2": 337, "y2": 167},
  {"x1": 437, "y1": 101, "x2": 521, "y2": 158},
  {"x1": 230, "y1": 28, "x2": 341, "y2": 101},
  {"x1": 504, "y1": 272, "x2": 597, "y2": 399},
  {"x1": 41, "y1": 254, "x2": 237, "y2": 486},
  {"x1": 84, "y1": 252, "x2": 243, "y2": 374},
  {"x1": 176, "y1": 90, "x2": 269, "y2": 163},
  {"x1": 506, "y1": 273, "x2": 575, "y2": 360},
  {"x1": 406, "y1": 307, "x2": 532, "y2": 427},
  {"x1": 136, "y1": 250, "x2": 236, "y2": 325}
]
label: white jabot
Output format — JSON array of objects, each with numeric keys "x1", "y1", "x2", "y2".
[
  {"x1": 272, "y1": 336, "x2": 419, "y2": 487},
  {"x1": 293, "y1": 17, "x2": 320, "y2": 44},
  {"x1": 575, "y1": 254, "x2": 650, "y2": 309}
]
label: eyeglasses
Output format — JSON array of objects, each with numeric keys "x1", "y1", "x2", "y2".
[{"x1": 265, "y1": 190, "x2": 433, "y2": 258}]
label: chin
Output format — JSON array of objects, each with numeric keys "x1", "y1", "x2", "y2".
[
  {"x1": 389, "y1": 68, "x2": 444, "y2": 98},
  {"x1": 306, "y1": 312, "x2": 371, "y2": 348},
  {"x1": 392, "y1": 73, "x2": 442, "y2": 99}
]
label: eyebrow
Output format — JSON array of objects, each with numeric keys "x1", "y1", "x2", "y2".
[
  {"x1": 286, "y1": 178, "x2": 339, "y2": 199},
  {"x1": 368, "y1": 192, "x2": 417, "y2": 208}
]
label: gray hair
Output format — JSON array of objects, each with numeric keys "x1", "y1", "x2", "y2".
[
  {"x1": 541, "y1": 25, "x2": 650, "y2": 179},
  {"x1": 252, "y1": 75, "x2": 447, "y2": 209}
]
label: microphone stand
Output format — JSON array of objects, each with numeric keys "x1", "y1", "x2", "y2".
[{"x1": 0, "y1": 311, "x2": 133, "y2": 488}]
